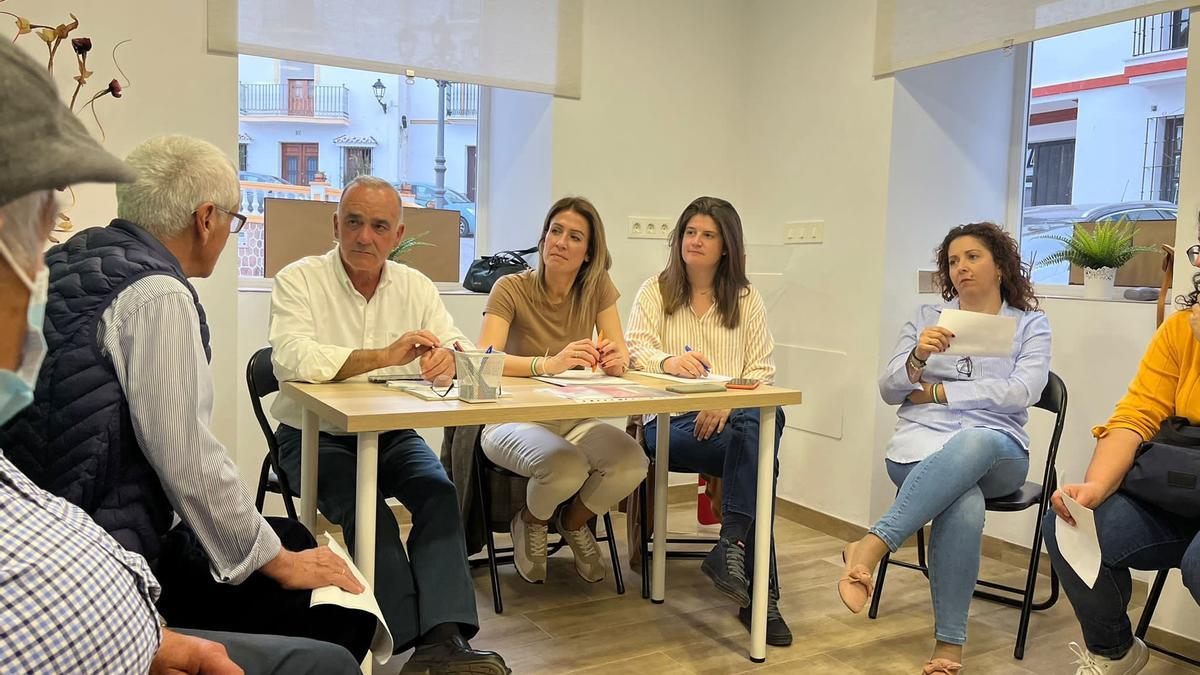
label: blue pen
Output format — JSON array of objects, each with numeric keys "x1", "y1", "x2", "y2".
[
  {"x1": 485, "y1": 345, "x2": 493, "y2": 354},
  {"x1": 684, "y1": 345, "x2": 711, "y2": 374}
]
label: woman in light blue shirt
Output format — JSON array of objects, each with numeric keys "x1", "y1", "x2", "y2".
[{"x1": 838, "y1": 222, "x2": 1052, "y2": 675}]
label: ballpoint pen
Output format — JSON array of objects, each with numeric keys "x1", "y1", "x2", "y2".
[
  {"x1": 684, "y1": 344, "x2": 711, "y2": 375},
  {"x1": 595, "y1": 330, "x2": 605, "y2": 372}
]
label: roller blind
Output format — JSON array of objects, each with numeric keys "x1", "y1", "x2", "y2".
[
  {"x1": 875, "y1": 0, "x2": 1193, "y2": 77},
  {"x1": 208, "y1": 0, "x2": 582, "y2": 98}
]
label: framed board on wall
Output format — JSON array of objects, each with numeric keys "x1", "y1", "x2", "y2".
[{"x1": 263, "y1": 198, "x2": 460, "y2": 281}]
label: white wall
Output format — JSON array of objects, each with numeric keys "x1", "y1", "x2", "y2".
[
  {"x1": 13, "y1": 0, "x2": 241, "y2": 459},
  {"x1": 483, "y1": 87, "x2": 553, "y2": 256},
  {"x1": 735, "y1": 0, "x2": 896, "y2": 524}
]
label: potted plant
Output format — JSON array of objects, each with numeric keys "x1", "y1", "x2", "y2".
[
  {"x1": 387, "y1": 231, "x2": 433, "y2": 263},
  {"x1": 1037, "y1": 219, "x2": 1158, "y2": 299}
]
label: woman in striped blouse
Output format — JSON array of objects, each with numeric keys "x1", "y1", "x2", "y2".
[{"x1": 625, "y1": 196, "x2": 790, "y2": 646}]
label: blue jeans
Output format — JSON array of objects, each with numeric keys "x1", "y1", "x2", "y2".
[
  {"x1": 274, "y1": 425, "x2": 479, "y2": 652},
  {"x1": 1042, "y1": 492, "x2": 1200, "y2": 658},
  {"x1": 643, "y1": 407, "x2": 784, "y2": 521},
  {"x1": 870, "y1": 428, "x2": 1029, "y2": 645}
]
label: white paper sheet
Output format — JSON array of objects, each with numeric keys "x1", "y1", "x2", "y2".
[
  {"x1": 533, "y1": 370, "x2": 633, "y2": 386},
  {"x1": 310, "y1": 534, "x2": 394, "y2": 663},
  {"x1": 632, "y1": 371, "x2": 733, "y2": 385},
  {"x1": 1057, "y1": 494, "x2": 1102, "y2": 589},
  {"x1": 936, "y1": 309, "x2": 1017, "y2": 357}
]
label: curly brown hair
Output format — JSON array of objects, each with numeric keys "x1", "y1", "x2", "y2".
[
  {"x1": 934, "y1": 222, "x2": 1039, "y2": 312},
  {"x1": 1176, "y1": 272, "x2": 1200, "y2": 308}
]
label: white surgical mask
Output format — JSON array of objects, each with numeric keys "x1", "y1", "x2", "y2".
[{"x1": 0, "y1": 236, "x2": 47, "y2": 426}]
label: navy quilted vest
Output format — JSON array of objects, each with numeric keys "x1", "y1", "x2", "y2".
[{"x1": 0, "y1": 219, "x2": 211, "y2": 561}]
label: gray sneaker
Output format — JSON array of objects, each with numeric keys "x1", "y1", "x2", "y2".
[
  {"x1": 510, "y1": 511, "x2": 547, "y2": 583},
  {"x1": 1070, "y1": 638, "x2": 1149, "y2": 674},
  {"x1": 553, "y1": 512, "x2": 606, "y2": 583}
]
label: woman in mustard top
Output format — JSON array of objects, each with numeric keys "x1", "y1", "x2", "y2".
[{"x1": 1043, "y1": 264, "x2": 1200, "y2": 674}]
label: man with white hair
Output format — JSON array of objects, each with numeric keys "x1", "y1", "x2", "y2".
[
  {"x1": 0, "y1": 37, "x2": 361, "y2": 673},
  {"x1": 0, "y1": 133, "x2": 375, "y2": 659},
  {"x1": 270, "y1": 175, "x2": 509, "y2": 673}
]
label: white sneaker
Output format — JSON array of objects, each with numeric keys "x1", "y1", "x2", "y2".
[
  {"x1": 510, "y1": 511, "x2": 547, "y2": 583},
  {"x1": 1070, "y1": 639, "x2": 1149, "y2": 674},
  {"x1": 554, "y1": 512, "x2": 605, "y2": 583}
]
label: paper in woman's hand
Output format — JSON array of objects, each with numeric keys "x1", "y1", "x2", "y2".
[
  {"x1": 936, "y1": 309, "x2": 1017, "y2": 357},
  {"x1": 1057, "y1": 494, "x2": 1102, "y2": 589}
]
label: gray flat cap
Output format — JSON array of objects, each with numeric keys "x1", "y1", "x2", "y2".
[{"x1": 0, "y1": 39, "x2": 137, "y2": 207}]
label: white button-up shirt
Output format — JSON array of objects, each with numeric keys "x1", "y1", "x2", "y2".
[{"x1": 269, "y1": 248, "x2": 473, "y2": 432}]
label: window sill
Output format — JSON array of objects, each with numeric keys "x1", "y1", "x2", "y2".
[{"x1": 1035, "y1": 284, "x2": 1161, "y2": 304}]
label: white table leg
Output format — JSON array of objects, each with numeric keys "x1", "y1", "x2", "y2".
[
  {"x1": 355, "y1": 431, "x2": 380, "y2": 586},
  {"x1": 300, "y1": 409, "x2": 319, "y2": 531},
  {"x1": 651, "y1": 413, "x2": 670, "y2": 603},
  {"x1": 750, "y1": 406, "x2": 776, "y2": 663}
]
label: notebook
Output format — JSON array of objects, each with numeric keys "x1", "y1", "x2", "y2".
[
  {"x1": 633, "y1": 371, "x2": 733, "y2": 385},
  {"x1": 541, "y1": 385, "x2": 679, "y2": 403}
]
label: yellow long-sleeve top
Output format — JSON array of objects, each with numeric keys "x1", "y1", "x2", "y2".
[{"x1": 1097, "y1": 309, "x2": 1200, "y2": 441}]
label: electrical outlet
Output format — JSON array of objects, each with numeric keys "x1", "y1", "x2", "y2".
[
  {"x1": 784, "y1": 220, "x2": 824, "y2": 245},
  {"x1": 628, "y1": 216, "x2": 673, "y2": 239}
]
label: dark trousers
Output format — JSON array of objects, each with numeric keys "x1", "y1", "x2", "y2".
[
  {"x1": 154, "y1": 517, "x2": 375, "y2": 661},
  {"x1": 275, "y1": 424, "x2": 479, "y2": 652},
  {"x1": 1042, "y1": 492, "x2": 1200, "y2": 658},
  {"x1": 176, "y1": 628, "x2": 360, "y2": 675},
  {"x1": 645, "y1": 407, "x2": 784, "y2": 589}
]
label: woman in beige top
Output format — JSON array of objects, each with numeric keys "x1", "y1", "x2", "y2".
[{"x1": 478, "y1": 196, "x2": 647, "y2": 585}]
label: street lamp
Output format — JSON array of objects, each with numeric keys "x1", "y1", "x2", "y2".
[{"x1": 372, "y1": 78, "x2": 388, "y2": 113}]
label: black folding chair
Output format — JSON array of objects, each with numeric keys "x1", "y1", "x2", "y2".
[
  {"x1": 247, "y1": 346, "x2": 297, "y2": 520},
  {"x1": 869, "y1": 371, "x2": 1067, "y2": 660},
  {"x1": 470, "y1": 436, "x2": 624, "y2": 613},
  {"x1": 1134, "y1": 569, "x2": 1200, "y2": 666}
]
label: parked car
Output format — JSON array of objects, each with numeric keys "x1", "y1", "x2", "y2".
[
  {"x1": 1021, "y1": 201, "x2": 1177, "y2": 285},
  {"x1": 398, "y1": 182, "x2": 476, "y2": 237},
  {"x1": 239, "y1": 171, "x2": 292, "y2": 185},
  {"x1": 1022, "y1": 201, "x2": 1177, "y2": 234}
]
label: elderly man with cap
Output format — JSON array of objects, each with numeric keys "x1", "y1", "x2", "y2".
[{"x1": 0, "y1": 39, "x2": 364, "y2": 674}]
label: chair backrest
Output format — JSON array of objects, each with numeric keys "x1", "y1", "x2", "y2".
[
  {"x1": 1033, "y1": 371, "x2": 1068, "y2": 494},
  {"x1": 245, "y1": 347, "x2": 292, "y2": 495}
]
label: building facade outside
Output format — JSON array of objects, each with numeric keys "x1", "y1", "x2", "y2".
[{"x1": 236, "y1": 55, "x2": 480, "y2": 277}]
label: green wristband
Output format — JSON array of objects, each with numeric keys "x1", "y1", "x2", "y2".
[
  {"x1": 931, "y1": 384, "x2": 940, "y2": 405},
  {"x1": 530, "y1": 356, "x2": 539, "y2": 376}
]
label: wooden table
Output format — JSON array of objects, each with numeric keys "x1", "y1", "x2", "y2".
[{"x1": 282, "y1": 374, "x2": 801, "y2": 662}]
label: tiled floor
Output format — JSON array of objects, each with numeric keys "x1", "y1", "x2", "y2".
[{"x1": 364, "y1": 504, "x2": 1199, "y2": 674}]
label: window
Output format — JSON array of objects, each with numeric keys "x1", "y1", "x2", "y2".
[
  {"x1": 1134, "y1": 9, "x2": 1190, "y2": 56},
  {"x1": 1027, "y1": 139, "x2": 1075, "y2": 207},
  {"x1": 343, "y1": 146, "x2": 372, "y2": 182},
  {"x1": 1143, "y1": 114, "x2": 1184, "y2": 204},
  {"x1": 238, "y1": 143, "x2": 248, "y2": 172},
  {"x1": 237, "y1": 55, "x2": 481, "y2": 280},
  {"x1": 1019, "y1": 16, "x2": 1186, "y2": 286}
]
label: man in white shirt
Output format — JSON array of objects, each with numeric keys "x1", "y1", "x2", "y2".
[{"x1": 270, "y1": 176, "x2": 508, "y2": 674}]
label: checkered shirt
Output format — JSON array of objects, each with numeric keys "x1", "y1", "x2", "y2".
[{"x1": 0, "y1": 451, "x2": 162, "y2": 674}]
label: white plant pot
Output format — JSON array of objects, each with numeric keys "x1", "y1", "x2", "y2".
[{"x1": 1083, "y1": 267, "x2": 1116, "y2": 299}]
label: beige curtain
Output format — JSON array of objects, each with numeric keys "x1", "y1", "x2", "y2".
[
  {"x1": 875, "y1": 0, "x2": 1193, "y2": 76},
  {"x1": 208, "y1": 0, "x2": 583, "y2": 98}
]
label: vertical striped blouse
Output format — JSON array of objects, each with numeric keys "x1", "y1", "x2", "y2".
[{"x1": 625, "y1": 276, "x2": 776, "y2": 384}]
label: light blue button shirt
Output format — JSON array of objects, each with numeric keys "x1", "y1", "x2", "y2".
[{"x1": 879, "y1": 300, "x2": 1052, "y2": 464}]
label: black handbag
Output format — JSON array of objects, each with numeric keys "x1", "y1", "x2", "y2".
[
  {"x1": 1120, "y1": 416, "x2": 1200, "y2": 518},
  {"x1": 462, "y1": 246, "x2": 537, "y2": 293}
]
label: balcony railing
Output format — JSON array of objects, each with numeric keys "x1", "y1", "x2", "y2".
[
  {"x1": 446, "y1": 82, "x2": 480, "y2": 117},
  {"x1": 1134, "y1": 9, "x2": 1190, "y2": 57},
  {"x1": 239, "y1": 83, "x2": 350, "y2": 120}
]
